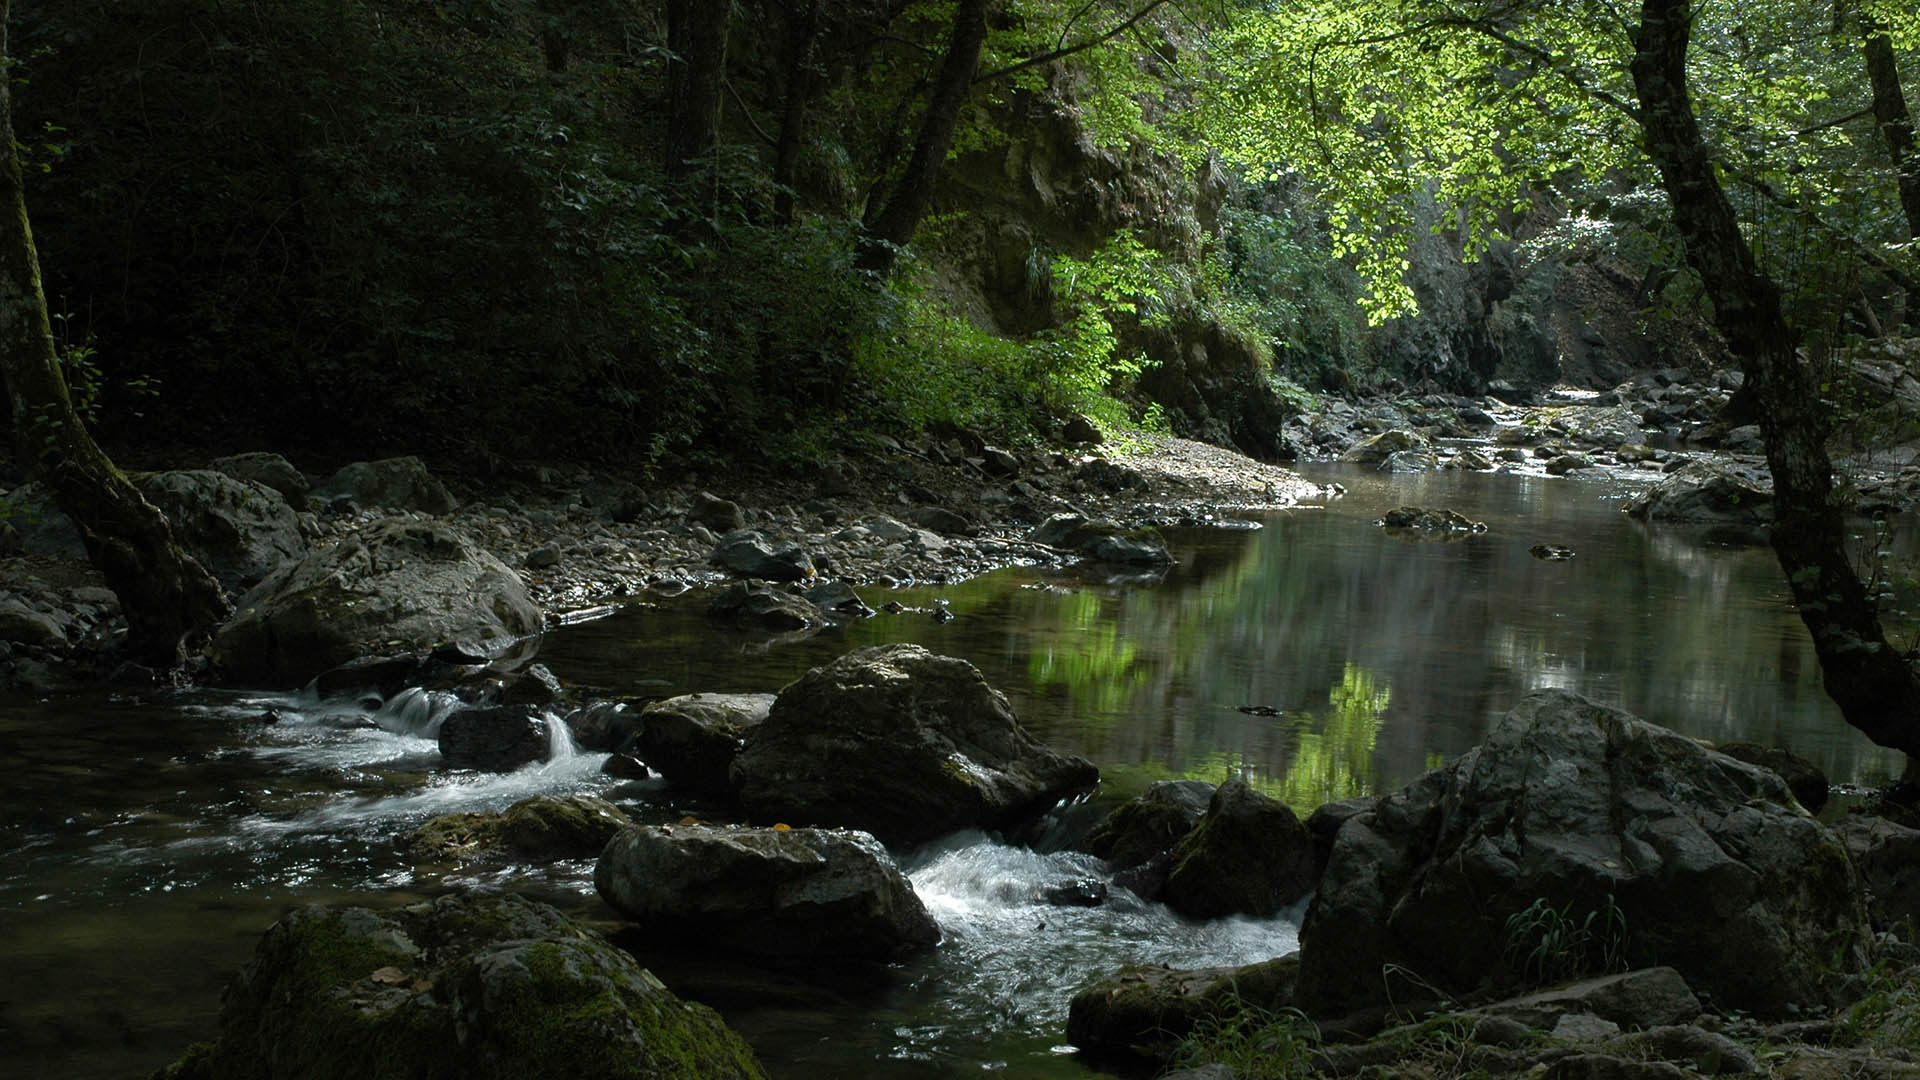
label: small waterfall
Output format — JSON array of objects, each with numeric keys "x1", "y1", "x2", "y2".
[
  {"x1": 373, "y1": 687, "x2": 462, "y2": 738},
  {"x1": 543, "y1": 711, "x2": 579, "y2": 762}
]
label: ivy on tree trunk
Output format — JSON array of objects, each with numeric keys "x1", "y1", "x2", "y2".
[
  {"x1": 1632, "y1": 0, "x2": 1920, "y2": 754},
  {"x1": 0, "y1": 0, "x2": 229, "y2": 668}
]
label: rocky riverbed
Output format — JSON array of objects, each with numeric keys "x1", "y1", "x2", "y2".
[{"x1": 1, "y1": 356, "x2": 1916, "y2": 695}]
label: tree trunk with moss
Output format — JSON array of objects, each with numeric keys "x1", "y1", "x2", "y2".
[
  {"x1": 1633, "y1": 0, "x2": 1920, "y2": 753},
  {"x1": 0, "y1": 1, "x2": 229, "y2": 667}
]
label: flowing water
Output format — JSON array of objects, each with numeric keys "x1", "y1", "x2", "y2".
[{"x1": 2, "y1": 464, "x2": 1913, "y2": 1079}]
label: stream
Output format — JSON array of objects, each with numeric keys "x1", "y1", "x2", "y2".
[{"x1": 3, "y1": 463, "x2": 1913, "y2": 1079}]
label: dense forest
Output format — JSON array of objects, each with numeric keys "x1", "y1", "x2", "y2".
[{"x1": 12, "y1": 0, "x2": 1906, "y2": 471}]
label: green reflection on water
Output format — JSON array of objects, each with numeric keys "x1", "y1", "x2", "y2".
[{"x1": 1274, "y1": 662, "x2": 1391, "y2": 810}]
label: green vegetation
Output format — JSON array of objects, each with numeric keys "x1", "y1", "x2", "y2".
[
  {"x1": 1168, "y1": 992, "x2": 1320, "y2": 1080},
  {"x1": 1501, "y1": 895, "x2": 1631, "y2": 987}
]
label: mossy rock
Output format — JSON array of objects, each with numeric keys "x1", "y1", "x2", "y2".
[
  {"x1": 168, "y1": 893, "x2": 764, "y2": 1080},
  {"x1": 1067, "y1": 954, "x2": 1300, "y2": 1067},
  {"x1": 410, "y1": 795, "x2": 635, "y2": 862}
]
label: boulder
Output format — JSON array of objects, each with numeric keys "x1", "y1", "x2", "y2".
[
  {"x1": 1086, "y1": 779, "x2": 1216, "y2": 872},
  {"x1": 1832, "y1": 817, "x2": 1920, "y2": 931},
  {"x1": 1161, "y1": 779, "x2": 1319, "y2": 920},
  {"x1": 1297, "y1": 690, "x2": 1868, "y2": 1020},
  {"x1": 1546, "y1": 453, "x2": 1593, "y2": 475},
  {"x1": 438, "y1": 705, "x2": 557, "y2": 772},
  {"x1": 0, "y1": 482, "x2": 86, "y2": 558},
  {"x1": 595, "y1": 824, "x2": 940, "y2": 961},
  {"x1": 709, "y1": 530, "x2": 813, "y2": 582},
  {"x1": 1066, "y1": 955, "x2": 1300, "y2": 1067},
  {"x1": 409, "y1": 795, "x2": 633, "y2": 861},
  {"x1": 1554, "y1": 406, "x2": 1645, "y2": 449},
  {"x1": 565, "y1": 701, "x2": 641, "y2": 754},
  {"x1": 688, "y1": 491, "x2": 746, "y2": 533},
  {"x1": 636, "y1": 693, "x2": 775, "y2": 798},
  {"x1": 208, "y1": 451, "x2": 312, "y2": 511},
  {"x1": 215, "y1": 520, "x2": 541, "y2": 687},
  {"x1": 731, "y1": 645, "x2": 1100, "y2": 846},
  {"x1": 1340, "y1": 430, "x2": 1429, "y2": 464},
  {"x1": 135, "y1": 470, "x2": 307, "y2": 597},
  {"x1": 315, "y1": 456, "x2": 457, "y2": 513},
  {"x1": 706, "y1": 581, "x2": 825, "y2": 631},
  {"x1": 906, "y1": 506, "x2": 975, "y2": 536},
  {"x1": 1031, "y1": 514, "x2": 1173, "y2": 567},
  {"x1": 1623, "y1": 461, "x2": 1773, "y2": 529},
  {"x1": 1378, "y1": 449, "x2": 1440, "y2": 473},
  {"x1": 1468, "y1": 968, "x2": 1702, "y2": 1032},
  {"x1": 169, "y1": 893, "x2": 765, "y2": 1080}
]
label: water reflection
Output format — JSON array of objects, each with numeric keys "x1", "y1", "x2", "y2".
[{"x1": 543, "y1": 465, "x2": 1908, "y2": 800}]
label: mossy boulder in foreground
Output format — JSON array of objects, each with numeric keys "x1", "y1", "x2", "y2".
[{"x1": 152, "y1": 893, "x2": 764, "y2": 1080}]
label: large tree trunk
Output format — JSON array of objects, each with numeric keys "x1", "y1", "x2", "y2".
[
  {"x1": 855, "y1": 0, "x2": 992, "y2": 276},
  {"x1": 772, "y1": 0, "x2": 820, "y2": 226},
  {"x1": 664, "y1": 0, "x2": 731, "y2": 182},
  {"x1": 1864, "y1": 28, "x2": 1920, "y2": 242},
  {"x1": 1632, "y1": 0, "x2": 1920, "y2": 753},
  {"x1": 0, "y1": 2, "x2": 229, "y2": 668}
]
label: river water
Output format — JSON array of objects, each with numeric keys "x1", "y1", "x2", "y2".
[{"x1": 2, "y1": 464, "x2": 1912, "y2": 1078}]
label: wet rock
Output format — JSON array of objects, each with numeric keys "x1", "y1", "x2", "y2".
[
  {"x1": 1297, "y1": 690, "x2": 1869, "y2": 1019},
  {"x1": 1063, "y1": 414, "x2": 1104, "y2": 445},
  {"x1": 174, "y1": 893, "x2": 765, "y2": 1080},
  {"x1": 1726, "y1": 424, "x2": 1765, "y2": 453},
  {"x1": 566, "y1": 701, "x2": 640, "y2": 753},
  {"x1": 803, "y1": 580, "x2": 873, "y2": 618},
  {"x1": 1616, "y1": 443, "x2": 1658, "y2": 464},
  {"x1": 1379, "y1": 507, "x2": 1486, "y2": 533},
  {"x1": 207, "y1": 451, "x2": 312, "y2": 511},
  {"x1": 1031, "y1": 514, "x2": 1172, "y2": 567},
  {"x1": 1162, "y1": 779, "x2": 1318, "y2": 920},
  {"x1": 1713, "y1": 742, "x2": 1827, "y2": 813},
  {"x1": 1831, "y1": 817, "x2": 1920, "y2": 931},
  {"x1": 1530, "y1": 544, "x2": 1577, "y2": 561},
  {"x1": 706, "y1": 581, "x2": 825, "y2": 631},
  {"x1": 1067, "y1": 955, "x2": 1300, "y2": 1067},
  {"x1": 688, "y1": 491, "x2": 746, "y2": 533},
  {"x1": 603, "y1": 754, "x2": 651, "y2": 780},
  {"x1": 1340, "y1": 430, "x2": 1429, "y2": 464},
  {"x1": 596, "y1": 824, "x2": 940, "y2": 960},
  {"x1": 523, "y1": 544, "x2": 561, "y2": 569},
  {"x1": 497, "y1": 663, "x2": 564, "y2": 707},
  {"x1": 409, "y1": 795, "x2": 633, "y2": 861},
  {"x1": 1546, "y1": 453, "x2": 1593, "y2": 475},
  {"x1": 709, "y1": 530, "x2": 813, "y2": 582},
  {"x1": 1086, "y1": 780, "x2": 1216, "y2": 874},
  {"x1": 1076, "y1": 458, "x2": 1151, "y2": 493},
  {"x1": 637, "y1": 692, "x2": 774, "y2": 798},
  {"x1": 1042, "y1": 878, "x2": 1109, "y2": 907},
  {"x1": 731, "y1": 645, "x2": 1100, "y2": 846},
  {"x1": 314, "y1": 456, "x2": 458, "y2": 514},
  {"x1": 1623, "y1": 461, "x2": 1773, "y2": 529},
  {"x1": 216, "y1": 520, "x2": 541, "y2": 688},
  {"x1": 1456, "y1": 450, "x2": 1497, "y2": 470},
  {"x1": 1554, "y1": 406, "x2": 1644, "y2": 449},
  {"x1": 438, "y1": 705, "x2": 554, "y2": 771}
]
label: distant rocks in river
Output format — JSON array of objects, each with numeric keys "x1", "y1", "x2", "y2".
[
  {"x1": 1622, "y1": 460, "x2": 1773, "y2": 532},
  {"x1": 1031, "y1": 513, "x2": 1173, "y2": 566},
  {"x1": 312, "y1": 455, "x2": 458, "y2": 514},
  {"x1": 1377, "y1": 506, "x2": 1486, "y2": 534}
]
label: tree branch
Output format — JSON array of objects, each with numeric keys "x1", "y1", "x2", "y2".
[
  {"x1": 974, "y1": 0, "x2": 1170, "y2": 84},
  {"x1": 722, "y1": 75, "x2": 780, "y2": 148},
  {"x1": 1728, "y1": 167, "x2": 1920, "y2": 295},
  {"x1": 1796, "y1": 104, "x2": 1875, "y2": 137}
]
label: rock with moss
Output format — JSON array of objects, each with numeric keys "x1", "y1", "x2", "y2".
[
  {"x1": 410, "y1": 796, "x2": 634, "y2": 862},
  {"x1": 730, "y1": 645, "x2": 1099, "y2": 845},
  {"x1": 1298, "y1": 690, "x2": 1870, "y2": 1021},
  {"x1": 1339, "y1": 429, "x2": 1429, "y2": 464},
  {"x1": 1084, "y1": 779, "x2": 1215, "y2": 899},
  {"x1": 215, "y1": 519, "x2": 541, "y2": 687},
  {"x1": 1066, "y1": 954, "x2": 1300, "y2": 1067},
  {"x1": 1161, "y1": 779, "x2": 1318, "y2": 920},
  {"x1": 596, "y1": 824, "x2": 940, "y2": 961},
  {"x1": 1378, "y1": 506, "x2": 1486, "y2": 533},
  {"x1": 158, "y1": 893, "x2": 764, "y2": 1080},
  {"x1": 637, "y1": 693, "x2": 775, "y2": 798},
  {"x1": 1622, "y1": 461, "x2": 1773, "y2": 530}
]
